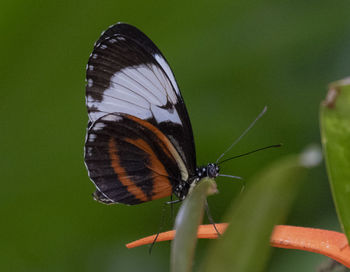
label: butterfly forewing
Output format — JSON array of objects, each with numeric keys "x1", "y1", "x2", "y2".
[{"x1": 86, "y1": 23, "x2": 196, "y2": 176}]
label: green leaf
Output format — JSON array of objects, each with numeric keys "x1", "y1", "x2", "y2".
[
  {"x1": 203, "y1": 151, "x2": 319, "y2": 272},
  {"x1": 171, "y1": 178, "x2": 217, "y2": 272},
  {"x1": 320, "y1": 77, "x2": 350, "y2": 242}
]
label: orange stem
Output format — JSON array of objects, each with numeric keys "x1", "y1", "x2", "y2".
[{"x1": 126, "y1": 224, "x2": 350, "y2": 268}]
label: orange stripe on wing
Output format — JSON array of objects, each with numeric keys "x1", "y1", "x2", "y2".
[
  {"x1": 124, "y1": 138, "x2": 173, "y2": 200},
  {"x1": 126, "y1": 115, "x2": 189, "y2": 181},
  {"x1": 108, "y1": 138, "x2": 148, "y2": 202},
  {"x1": 127, "y1": 116, "x2": 173, "y2": 159}
]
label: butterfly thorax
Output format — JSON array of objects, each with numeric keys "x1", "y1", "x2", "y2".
[{"x1": 174, "y1": 163, "x2": 219, "y2": 200}]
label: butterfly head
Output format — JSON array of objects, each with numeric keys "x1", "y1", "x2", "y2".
[
  {"x1": 196, "y1": 163, "x2": 220, "y2": 179},
  {"x1": 207, "y1": 163, "x2": 220, "y2": 178}
]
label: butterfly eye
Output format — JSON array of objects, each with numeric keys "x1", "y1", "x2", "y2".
[{"x1": 207, "y1": 164, "x2": 219, "y2": 178}]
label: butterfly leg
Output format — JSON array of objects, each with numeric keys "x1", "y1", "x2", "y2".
[{"x1": 204, "y1": 199, "x2": 222, "y2": 237}]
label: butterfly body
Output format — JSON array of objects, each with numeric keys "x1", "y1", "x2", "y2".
[{"x1": 84, "y1": 23, "x2": 219, "y2": 205}]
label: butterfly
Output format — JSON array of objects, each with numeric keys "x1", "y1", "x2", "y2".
[{"x1": 84, "y1": 23, "x2": 228, "y2": 205}]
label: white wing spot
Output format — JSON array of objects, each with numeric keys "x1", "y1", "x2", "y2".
[
  {"x1": 86, "y1": 146, "x2": 93, "y2": 156},
  {"x1": 103, "y1": 114, "x2": 122, "y2": 122},
  {"x1": 109, "y1": 38, "x2": 117, "y2": 43},
  {"x1": 89, "y1": 134, "x2": 97, "y2": 142},
  {"x1": 88, "y1": 65, "x2": 94, "y2": 71},
  {"x1": 100, "y1": 44, "x2": 107, "y2": 50},
  {"x1": 87, "y1": 79, "x2": 93, "y2": 87},
  {"x1": 117, "y1": 36, "x2": 126, "y2": 41},
  {"x1": 94, "y1": 122, "x2": 106, "y2": 131},
  {"x1": 92, "y1": 54, "x2": 98, "y2": 59}
]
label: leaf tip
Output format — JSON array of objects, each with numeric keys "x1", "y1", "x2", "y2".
[
  {"x1": 324, "y1": 77, "x2": 350, "y2": 108},
  {"x1": 323, "y1": 87, "x2": 340, "y2": 109}
]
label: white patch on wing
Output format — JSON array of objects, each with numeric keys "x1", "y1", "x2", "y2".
[
  {"x1": 118, "y1": 66, "x2": 166, "y2": 105},
  {"x1": 87, "y1": 63, "x2": 180, "y2": 124},
  {"x1": 154, "y1": 54, "x2": 180, "y2": 95},
  {"x1": 88, "y1": 97, "x2": 151, "y2": 122},
  {"x1": 89, "y1": 134, "x2": 97, "y2": 142},
  {"x1": 86, "y1": 146, "x2": 93, "y2": 157},
  {"x1": 102, "y1": 114, "x2": 122, "y2": 122},
  {"x1": 150, "y1": 104, "x2": 181, "y2": 124},
  {"x1": 93, "y1": 122, "x2": 106, "y2": 131}
]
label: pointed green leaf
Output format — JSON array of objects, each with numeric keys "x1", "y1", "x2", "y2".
[
  {"x1": 320, "y1": 77, "x2": 350, "y2": 242},
  {"x1": 171, "y1": 178, "x2": 217, "y2": 272},
  {"x1": 203, "y1": 150, "x2": 320, "y2": 272}
]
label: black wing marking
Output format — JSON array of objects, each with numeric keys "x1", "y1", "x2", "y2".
[{"x1": 85, "y1": 23, "x2": 196, "y2": 174}]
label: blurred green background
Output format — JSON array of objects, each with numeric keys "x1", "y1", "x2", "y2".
[{"x1": 2, "y1": 0, "x2": 350, "y2": 271}]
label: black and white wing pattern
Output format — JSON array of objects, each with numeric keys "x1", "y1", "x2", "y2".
[
  {"x1": 85, "y1": 23, "x2": 196, "y2": 175},
  {"x1": 84, "y1": 23, "x2": 200, "y2": 204}
]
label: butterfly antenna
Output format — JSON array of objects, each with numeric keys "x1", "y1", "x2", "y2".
[
  {"x1": 218, "y1": 174, "x2": 246, "y2": 193},
  {"x1": 216, "y1": 106, "x2": 268, "y2": 163},
  {"x1": 218, "y1": 174, "x2": 242, "y2": 180},
  {"x1": 217, "y1": 144, "x2": 282, "y2": 165}
]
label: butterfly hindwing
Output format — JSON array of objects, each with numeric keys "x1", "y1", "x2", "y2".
[{"x1": 85, "y1": 113, "x2": 189, "y2": 204}]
